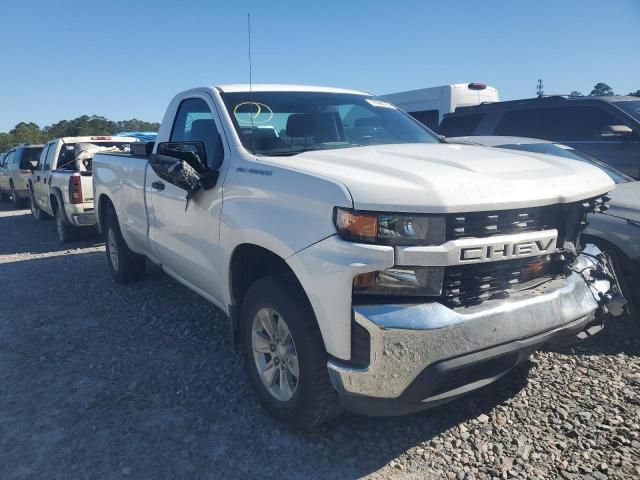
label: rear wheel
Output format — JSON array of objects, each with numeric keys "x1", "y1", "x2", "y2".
[
  {"x1": 104, "y1": 208, "x2": 145, "y2": 283},
  {"x1": 55, "y1": 206, "x2": 78, "y2": 243},
  {"x1": 10, "y1": 183, "x2": 25, "y2": 209},
  {"x1": 240, "y1": 273, "x2": 342, "y2": 429}
]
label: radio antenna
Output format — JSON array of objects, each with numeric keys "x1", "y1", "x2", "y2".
[{"x1": 247, "y1": 13, "x2": 256, "y2": 154}]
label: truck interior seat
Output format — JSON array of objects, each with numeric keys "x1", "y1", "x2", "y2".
[{"x1": 286, "y1": 113, "x2": 344, "y2": 145}]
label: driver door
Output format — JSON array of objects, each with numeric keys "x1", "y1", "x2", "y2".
[{"x1": 147, "y1": 95, "x2": 227, "y2": 302}]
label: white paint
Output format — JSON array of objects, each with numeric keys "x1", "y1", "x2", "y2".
[{"x1": 93, "y1": 85, "x2": 614, "y2": 360}]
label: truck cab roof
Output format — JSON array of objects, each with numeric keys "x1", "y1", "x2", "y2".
[{"x1": 215, "y1": 84, "x2": 370, "y2": 95}]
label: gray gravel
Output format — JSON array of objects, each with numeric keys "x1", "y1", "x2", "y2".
[{"x1": 0, "y1": 202, "x2": 639, "y2": 480}]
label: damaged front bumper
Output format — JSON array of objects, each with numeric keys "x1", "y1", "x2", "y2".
[{"x1": 327, "y1": 244, "x2": 615, "y2": 416}]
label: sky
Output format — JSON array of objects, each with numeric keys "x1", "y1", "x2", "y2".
[{"x1": 0, "y1": 0, "x2": 638, "y2": 132}]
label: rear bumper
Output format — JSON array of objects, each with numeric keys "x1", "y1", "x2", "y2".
[
  {"x1": 64, "y1": 204, "x2": 96, "y2": 227},
  {"x1": 70, "y1": 213, "x2": 97, "y2": 227},
  {"x1": 327, "y1": 245, "x2": 611, "y2": 415}
]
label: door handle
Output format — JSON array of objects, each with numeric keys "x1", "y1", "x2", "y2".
[
  {"x1": 152, "y1": 181, "x2": 165, "y2": 191},
  {"x1": 36, "y1": 175, "x2": 40, "y2": 182}
]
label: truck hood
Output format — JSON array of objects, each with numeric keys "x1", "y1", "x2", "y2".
[
  {"x1": 606, "y1": 181, "x2": 640, "y2": 222},
  {"x1": 264, "y1": 143, "x2": 614, "y2": 213}
]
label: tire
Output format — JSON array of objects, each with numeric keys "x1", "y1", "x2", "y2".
[
  {"x1": 55, "y1": 206, "x2": 78, "y2": 243},
  {"x1": 10, "y1": 183, "x2": 26, "y2": 209},
  {"x1": 30, "y1": 194, "x2": 50, "y2": 221},
  {"x1": 608, "y1": 252, "x2": 638, "y2": 319},
  {"x1": 104, "y1": 208, "x2": 145, "y2": 283},
  {"x1": 240, "y1": 273, "x2": 342, "y2": 429},
  {"x1": 585, "y1": 237, "x2": 638, "y2": 319}
]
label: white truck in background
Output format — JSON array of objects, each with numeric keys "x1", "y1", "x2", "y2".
[
  {"x1": 93, "y1": 84, "x2": 624, "y2": 428},
  {"x1": 382, "y1": 83, "x2": 499, "y2": 130},
  {"x1": 28, "y1": 136, "x2": 138, "y2": 242}
]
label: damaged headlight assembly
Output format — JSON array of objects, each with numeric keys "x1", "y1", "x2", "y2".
[{"x1": 333, "y1": 207, "x2": 446, "y2": 296}]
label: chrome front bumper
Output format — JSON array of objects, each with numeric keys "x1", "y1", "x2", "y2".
[{"x1": 327, "y1": 245, "x2": 611, "y2": 411}]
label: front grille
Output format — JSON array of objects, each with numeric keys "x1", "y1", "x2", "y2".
[
  {"x1": 442, "y1": 256, "x2": 564, "y2": 308},
  {"x1": 445, "y1": 202, "x2": 589, "y2": 246},
  {"x1": 447, "y1": 206, "x2": 554, "y2": 239}
]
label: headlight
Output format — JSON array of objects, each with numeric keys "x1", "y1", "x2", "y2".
[
  {"x1": 353, "y1": 267, "x2": 444, "y2": 297},
  {"x1": 334, "y1": 208, "x2": 446, "y2": 245}
]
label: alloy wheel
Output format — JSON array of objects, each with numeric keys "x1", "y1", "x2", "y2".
[{"x1": 251, "y1": 307, "x2": 299, "y2": 402}]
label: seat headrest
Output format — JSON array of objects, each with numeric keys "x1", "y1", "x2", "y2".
[
  {"x1": 189, "y1": 119, "x2": 217, "y2": 142},
  {"x1": 286, "y1": 114, "x2": 313, "y2": 137}
]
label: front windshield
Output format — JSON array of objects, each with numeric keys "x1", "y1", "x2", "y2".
[
  {"x1": 614, "y1": 100, "x2": 640, "y2": 121},
  {"x1": 220, "y1": 91, "x2": 439, "y2": 156},
  {"x1": 497, "y1": 143, "x2": 633, "y2": 184}
]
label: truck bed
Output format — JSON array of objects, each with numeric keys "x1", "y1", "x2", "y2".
[{"x1": 93, "y1": 152, "x2": 151, "y2": 254}]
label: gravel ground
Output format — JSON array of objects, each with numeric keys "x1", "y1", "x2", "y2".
[{"x1": 0, "y1": 202, "x2": 639, "y2": 480}]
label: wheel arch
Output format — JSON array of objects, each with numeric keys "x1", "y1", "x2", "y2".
[
  {"x1": 96, "y1": 193, "x2": 115, "y2": 236},
  {"x1": 228, "y1": 243, "x2": 312, "y2": 343}
]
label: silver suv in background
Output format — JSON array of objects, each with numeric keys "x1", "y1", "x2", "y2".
[{"x1": 0, "y1": 144, "x2": 44, "y2": 208}]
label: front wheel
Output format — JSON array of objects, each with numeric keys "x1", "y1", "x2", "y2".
[
  {"x1": 30, "y1": 196, "x2": 50, "y2": 221},
  {"x1": 241, "y1": 273, "x2": 342, "y2": 429},
  {"x1": 104, "y1": 209, "x2": 145, "y2": 283}
]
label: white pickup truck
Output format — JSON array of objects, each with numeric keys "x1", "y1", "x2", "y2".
[
  {"x1": 28, "y1": 136, "x2": 137, "y2": 242},
  {"x1": 93, "y1": 84, "x2": 625, "y2": 428}
]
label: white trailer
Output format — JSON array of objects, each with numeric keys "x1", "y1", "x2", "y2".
[{"x1": 382, "y1": 83, "x2": 499, "y2": 130}]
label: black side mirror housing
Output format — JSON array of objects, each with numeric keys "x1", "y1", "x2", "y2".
[
  {"x1": 20, "y1": 159, "x2": 36, "y2": 170},
  {"x1": 150, "y1": 141, "x2": 219, "y2": 193}
]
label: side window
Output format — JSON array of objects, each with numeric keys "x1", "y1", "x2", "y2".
[
  {"x1": 494, "y1": 109, "x2": 544, "y2": 138},
  {"x1": 43, "y1": 144, "x2": 56, "y2": 170},
  {"x1": 4, "y1": 152, "x2": 14, "y2": 167},
  {"x1": 495, "y1": 106, "x2": 627, "y2": 141},
  {"x1": 409, "y1": 110, "x2": 439, "y2": 131},
  {"x1": 438, "y1": 114, "x2": 486, "y2": 136},
  {"x1": 39, "y1": 145, "x2": 51, "y2": 171},
  {"x1": 170, "y1": 97, "x2": 224, "y2": 168}
]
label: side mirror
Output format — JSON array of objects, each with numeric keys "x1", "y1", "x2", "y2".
[
  {"x1": 600, "y1": 124, "x2": 634, "y2": 138},
  {"x1": 150, "y1": 141, "x2": 219, "y2": 193},
  {"x1": 19, "y1": 159, "x2": 37, "y2": 170}
]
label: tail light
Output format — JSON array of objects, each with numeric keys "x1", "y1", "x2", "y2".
[
  {"x1": 69, "y1": 175, "x2": 83, "y2": 204},
  {"x1": 468, "y1": 83, "x2": 487, "y2": 90}
]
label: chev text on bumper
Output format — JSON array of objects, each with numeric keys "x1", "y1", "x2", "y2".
[{"x1": 327, "y1": 245, "x2": 611, "y2": 415}]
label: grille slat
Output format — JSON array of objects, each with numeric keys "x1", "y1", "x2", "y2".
[
  {"x1": 442, "y1": 257, "x2": 564, "y2": 308},
  {"x1": 445, "y1": 206, "x2": 559, "y2": 240}
]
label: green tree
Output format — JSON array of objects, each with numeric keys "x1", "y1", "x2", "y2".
[
  {"x1": 628, "y1": 90, "x2": 640, "y2": 97},
  {"x1": 115, "y1": 119, "x2": 161, "y2": 133},
  {"x1": 1, "y1": 115, "x2": 160, "y2": 152},
  {"x1": 589, "y1": 83, "x2": 615, "y2": 96},
  {"x1": 570, "y1": 91, "x2": 584, "y2": 96},
  {"x1": 10, "y1": 122, "x2": 45, "y2": 145}
]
